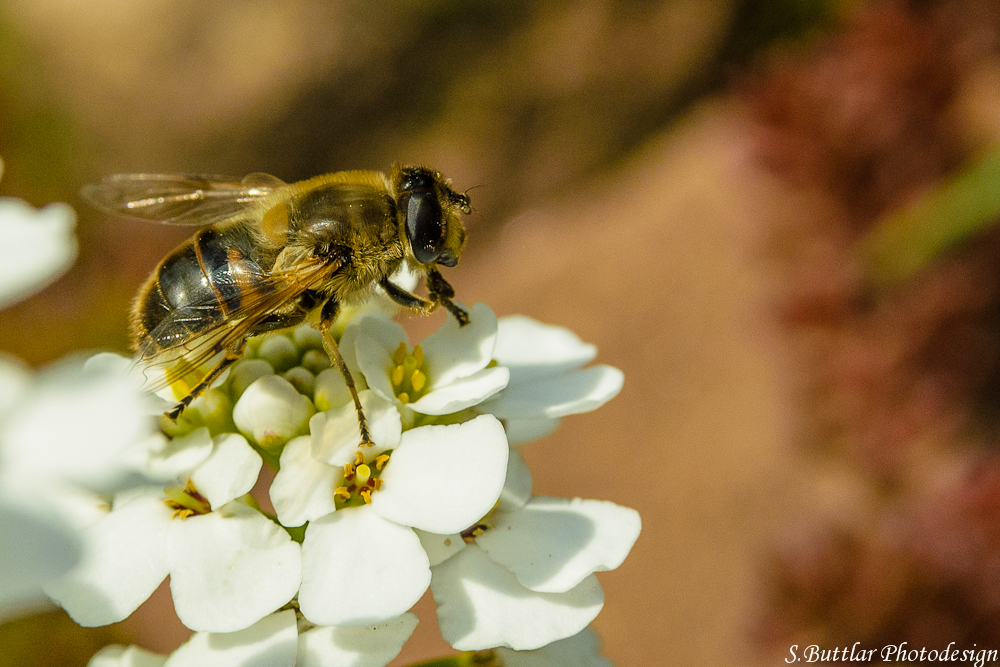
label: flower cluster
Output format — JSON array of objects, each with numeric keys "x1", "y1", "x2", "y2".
[
  {"x1": 0, "y1": 161, "x2": 159, "y2": 620},
  {"x1": 49, "y1": 294, "x2": 637, "y2": 665}
]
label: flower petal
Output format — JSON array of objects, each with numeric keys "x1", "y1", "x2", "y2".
[
  {"x1": 88, "y1": 645, "x2": 168, "y2": 667},
  {"x1": 270, "y1": 436, "x2": 340, "y2": 527},
  {"x1": 299, "y1": 507, "x2": 430, "y2": 626},
  {"x1": 500, "y1": 417, "x2": 561, "y2": 446},
  {"x1": 168, "y1": 502, "x2": 301, "y2": 632},
  {"x1": 407, "y1": 366, "x2": 509, "y2": 415},
  {"x1": 431, "y1": 545, "x2": 604, "y2": 651},
  {"x1": 0, "y1": 353, "x2": 30, "y2": 420},
  {"x1": 494, "y1": 316, "x2": 597, "y2": 384},
  {"x1": 477, "y1": 497, "x2": 641, "y2": 593},
  {"x1": 297, "y1": 613, "x2": 418, "y2": 667},
  {"x1": 498, "y1": 449, "x2": 532, "y2": 512},
  {"x1": 0, "y1": 501, "x2": 80, "y2": 618},
  {"x1": 190, "y1": 433, "x2": 262, "y2": 510},
  {"x1": 483, "y1": 366, "x2": 623, "y2": 419},
  {"x1": 415, "y1": 529, "x2": 466, "y2": 567},
  {"x1": 232, "y1": 375, "x2": 314, "y2": 452},
  {"x1": 44, "y1": 492, "x2": 172, "y2": 627},
  {"x1": 420, "y1": 303, "x2": 498, "y2": 388},
  {"x1": 0, "y1": 199, "x2": 76, "y2": 309},
  {"x1": 371, "y1": 415, "x2": 508, "y2": 534},
  {"x1": 496, "y1": 628, "x2": 612, "y2": 667},
  {"x1": 163, "y1": 610, "x2": 298, "y2": 667},
  {"x1": 310, "y1": 390, "x2": 400, "y2": 466},
  {"x1": 136, "y1": 428, "x2": 213, "y2": 481},
  {"x1": 345, "y1": 313, "x2": 409, "y2": 382}
]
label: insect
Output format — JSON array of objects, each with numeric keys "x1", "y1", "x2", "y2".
[{"x1": 83, "y1": 165, "x2": 472, "y2": 445}]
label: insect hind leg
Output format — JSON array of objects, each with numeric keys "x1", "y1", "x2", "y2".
[
  {"x1": 318, "y1": 299, "x2": 374, "y2": 448},
  {"x1": 166, "y1": 341, "x2": 246, "y2": 421}
]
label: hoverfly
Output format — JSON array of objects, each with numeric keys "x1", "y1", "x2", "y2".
[{"x1": 83, "y1": 165, "x2": 472, "y2": 445}]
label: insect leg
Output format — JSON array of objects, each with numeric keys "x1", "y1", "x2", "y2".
[
  {"x1": 379, "y1": 277, "x2": 435, "y2": 312},
  {"x1": 317, "y1": 299, "x2": 374, "y2": 448},
  {"x1": 167, "y1": 339, "x2": 247, "y2": 421},
  {"x1": 426, "y1": 268, "x2": 470, "y2": 326}
]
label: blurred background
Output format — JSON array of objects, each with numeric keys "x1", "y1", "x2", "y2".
[{"x1": 4, "y1": 0, "x2": 1000, "y2": 665}]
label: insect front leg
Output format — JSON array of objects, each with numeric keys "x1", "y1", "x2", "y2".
[
  {"x1": 317, "y1": 298, "x2": 374, "y2": 448},
  {"x1": 426, "y1": 268, "x2": 470, "y2": 326},
  {"x1": 167, "y1": 339, "x2": 247, "y2": 421}
]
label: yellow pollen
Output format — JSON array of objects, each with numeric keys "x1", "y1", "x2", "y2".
[
  {"x1": 334, "y1": 486, "x2": 351, "y2": 501},
  {"x1": 356, "y1": 464, "x2": 372, "y2": 484},
  {"x1": 411, "y1": 369, "x2": 427, "y2": 392},
  {"x1": 343, "y1": 462, "x2": 356, "y2": 478},
  {"x1": 360, "y1": 488, "x2": 372, "y2": 504},
  {"x1": 398, "y1": 392, "x2": 410, "y2": 404},
  {"x1": 391, "y1": 365, "x2": 405, "y2": 386},
  {"x1": 373, "y1": 478, "x2": 383, "y2": 491},
  {"x1": 413, "y1": 345, "x2": 425, "y2": 367},
  {"x1": 374, "y1": 454, "x2": 390, "y2": 470},
  {"x1": 392, "y1": 342, "x2": 407, "y2": 365},
  {"x1": 354, "y1": 451, "x2": 364, "y2": 466}
]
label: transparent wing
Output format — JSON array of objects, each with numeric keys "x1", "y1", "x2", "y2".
[
  {"x1": 81, "y1": 173, "x2": 286, "y2": 226},
  {"x1": 135, "y1": 256, "x2": 343, "y2": 395}
]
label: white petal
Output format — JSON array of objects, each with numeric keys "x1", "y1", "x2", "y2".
[
  {"x1": 0, "y1": 501, "x2": 81, "y2": 617},
  {"x1": 431, "y1": 545, "x2": 604, "y2": 651},
  {"x1": 415, "y1": 529, "x2": 466, "y2": 567},
  {"x1": 168, "y1": 502, "x2": 302, "y2": 632},
  {"x1": 494, "y1": 316, "x2": 596, "y2": 384},
  {"x1": 343, "y1": 312, "x2": 409, "y2": 379},
  {"x1": 496, "y1": 628, "x2": 612, "y2": 667},
  {"x1": 0, "y1": 353, "x2": 30, "y2": 420},
  {"x1": 164, "y1": 610, "x2": 298, "y2": 667},
  {"x1": 88, "y1": 645, "x2": 168, "y2": 667},
  {"x1": 229, "y1": 359, "x2": 275, "y2": 399},
  {"x1": 270, "y1": 436, "x2": 339, "y2": 527},
  {"x1": 483, "y1": 366, "x2": 623, "y2": 419},
  {"x1": 407, "y1": 366, "x2": 509, "y2": 415},
  {"x1": 257, "y1": 335, "x2": 298, "y2": 373},
  {"x1": 498, "y1": 449, "x2": 532, "y2": 512},
  {"x1": 3, "y1": 357, "x2": 156, "y2": 491},
  {"x1": 44, "y1": 492, "x2": 172, "y2": 626},
  {"x1": 312, "y1": 368, "x2": 352, "y2": 412},
  {"x1": 136, "y1": 428, "x2": 213, "y2": 481},
  {"x1": 233, "y1": 375, "x2": 314, "y2": 451},
  {"x1": 310, "y1": 390, "x2": 400, "y2": 466},
  {"x1": 297, "y1": 613, "x2": 418, "y2": 667},
  {"x1": 354, "y1": 336, "x2": 399, "y2": 402},
  {"x1": 0, "y1": 199, "x2": 76, "y2": 309},
  {"x1": 500, "y1": 417, "x2": 560, "y2": 446},
  {"x1": 420, "y1": 302, "x2": 498, "y2": 388},
  {"x1": 191, "y1": 433, "x2": 262, "y2": 510},
  {"x1": 371, "y1": 415, "x2": 508, "y2": 534},
  {"x1": 299, "y1": 507, "x2": 429, "y2": 626},
  {"x1": 478, "y1": 497, "x2": 641, "y2": 593}
]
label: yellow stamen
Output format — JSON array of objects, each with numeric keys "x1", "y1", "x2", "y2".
[
  {"x1": 373, "y1": 478, "x2": 383, "y2": 491},
  {"x1": 360, "y1": 488, "x2": 372, "y2": 504},
  {"x1": 391, "y1": 364, "x2": 405, "y2": 386},
  {"x1": 411, "y1": 369, "x2": 426, "y2": 392},
  {"x1": 356, "y1": 464, "x2": 371, "y2": 484},
  {"x1": 355, "y1": 451, "x2": 364, "y2": 466},
  {"x1": 343, "y1": 462, "x2": 356, "y2": 478},
  {"x1": 334, "y1": 486, "x2": 352, "y2": 501},
  {"x1": 413, "y1": 345, "x2": 425, "y2": 368},
  {"x1": 398, "y1": 392, "x2": 410, "y2": 404},
  {"x1": 374, "y1": 454, "x2": 390, "y2": 470},
  {"x1": 392, "y1": 342, "x2": 407, "y2": 365}
]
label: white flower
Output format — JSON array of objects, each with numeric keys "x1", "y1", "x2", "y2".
[
  {"x1": 346, "y1": 303, "x2": 509, "y2": 418},
  {"x1": 0, "y1": 169, "x2": 77, "y2": 309},
  {"x1": 45, "y1": 428, "x2": 302, "y2": 632},
  {"x1": 233, "y1": 374, "x2": 315, "y2": 451},
  {"x1": 477, "y1": 316, "x2": 624, "y2": 444},
  {"x1": 427, "y1": 451, "x2": 641, "y2": 651},
  {"x1": 496, "y1": 628, "x2": 614, "y2": 667},
  {"x1": 0, "y1": 352, "x2": 158, "y2": 617},
  {"x1": 88, "y1": 610, "x2": 418, "y2": 667},
  {"x1": 270, "y1": 413, "x2": 509, "y2": 627}
]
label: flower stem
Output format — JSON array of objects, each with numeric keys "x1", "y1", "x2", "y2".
[
  {"x1": 855, "y1": 148, "x2": 1000, "y2": 292},
  {"x1": 400, "y1": 650, "x2": 499, "y2": 667}
]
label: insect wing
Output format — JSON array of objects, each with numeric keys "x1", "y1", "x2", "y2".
[{"x1": 81, "y1": 173, "x2": 285, "y2": 226}]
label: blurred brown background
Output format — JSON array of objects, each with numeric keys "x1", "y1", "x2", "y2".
[{"x1": 6, "y1": 0, "x2": 1000, "y2": 665}]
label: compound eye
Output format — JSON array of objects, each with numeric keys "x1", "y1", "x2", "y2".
[{"x1": 403, "y1": 191, "x2": 445, "y2": 264}]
